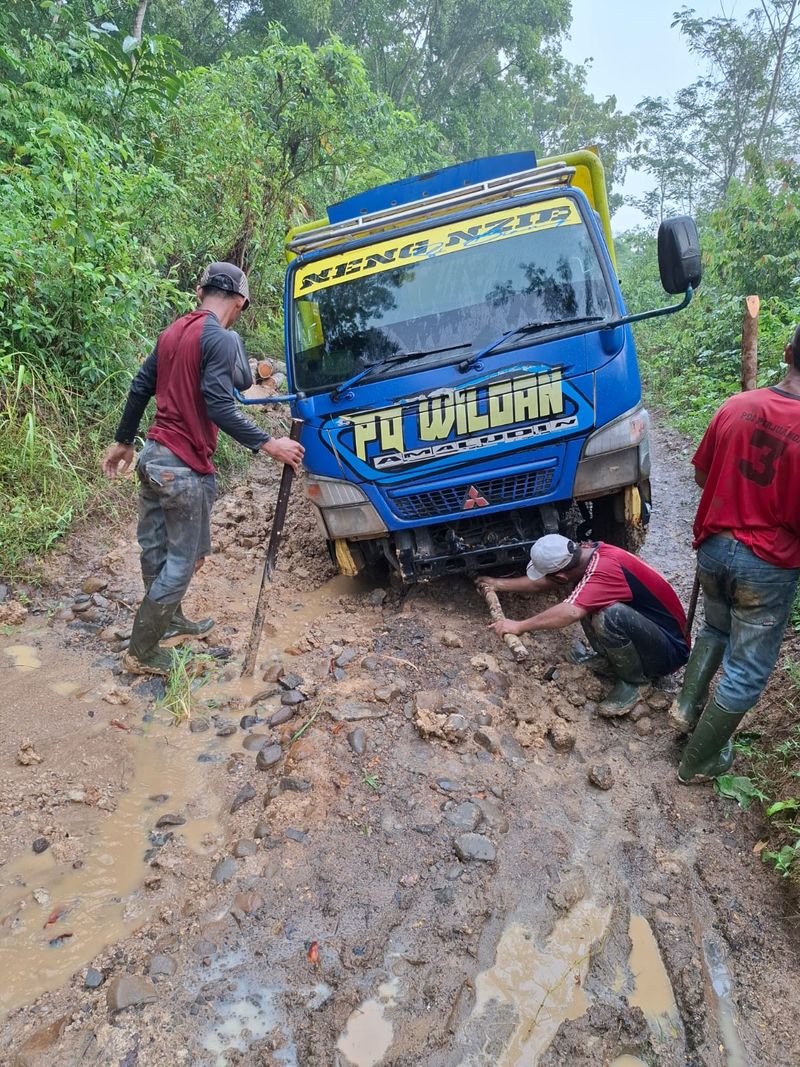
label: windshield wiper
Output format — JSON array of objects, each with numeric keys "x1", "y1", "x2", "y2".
[
  {"x1": 458, "y1": 316, "x2": 606, "y2": 373},
  {"x1": 330, "y1": 342, "x2": 471, "y2": 401}
]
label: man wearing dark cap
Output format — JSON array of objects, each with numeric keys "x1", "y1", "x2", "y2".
[
  {"x1": 480, "y1": 533, "x2": 690, "y2": 716},
  {"x1": 102, "y1": 262, "x2": 304, "y2": 675}
]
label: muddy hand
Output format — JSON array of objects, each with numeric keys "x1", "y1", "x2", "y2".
[
  {"x1": 476, "y1": 576, "x2": 501, "y2": 593},
  {"x1": 262, "y1": 436, "x2": 305, "y2": 471},
  {"x1": 488, "y1": 618, "x2": 523, "y2": 637},
  {"x1": 102, "y1": 443, "x2": 134, "y2": 479}
]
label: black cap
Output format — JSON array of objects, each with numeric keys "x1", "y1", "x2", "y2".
[{"x1": 199, "y1": 262, "x2": 250, "y2": 309}]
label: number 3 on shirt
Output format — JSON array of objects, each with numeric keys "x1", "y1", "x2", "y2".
[{"x1": 739, "y1": 429, "x2": 787, "y2": 486}]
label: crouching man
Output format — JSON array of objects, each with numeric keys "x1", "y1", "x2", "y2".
[{"x1": 481, "y1": 534, "x2": 690, "y2": 716}]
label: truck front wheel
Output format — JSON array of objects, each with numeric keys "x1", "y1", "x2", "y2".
[{"x1": 590, "y1": 486, "x2": 650, "y2": 554}]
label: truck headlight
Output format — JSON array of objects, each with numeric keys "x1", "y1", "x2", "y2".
[
  {"x1": 582, "y1": 404, "x2": 650, "y2": 456},
  {"x1": 305, "y1": 476, "x2": 388, "y2": 539},
  {"x1": 573, "y1": 404, "x2": 650, "y2": 498}
]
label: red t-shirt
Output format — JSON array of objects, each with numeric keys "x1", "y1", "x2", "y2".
[
  {"x1": 692, "y1": 387, "x2": 800, "y2": 568},
  {"x1": 566, "y1": 542, "x2": 689, "y2": 660}
]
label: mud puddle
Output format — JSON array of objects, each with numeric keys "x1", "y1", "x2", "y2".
[
  {"x1": 627, "y1": 914, "x2": 679, "y2": 1038},
  {"x1": 0, "y1": 715, "x2": 229, "y2": 1017},
  {"x1": 3, "y1": 643, "x2": 43, "y2": 671},
  {"x1": 463, "y1": 900, "x2": 613, "y2": 1065},
  {"x1": 704, "y1": 938, "x2": 749, "y2": 1067},
  {"x1": 336, "y1": 979, "x2": 399, "y2": 1067}
]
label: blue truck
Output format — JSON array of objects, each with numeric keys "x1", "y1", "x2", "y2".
[{"x1": 268, "y1": 149, "x2": 700, "y2": 582}]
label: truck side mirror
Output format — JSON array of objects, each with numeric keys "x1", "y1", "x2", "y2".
[{"x1": 658, "y1": 216, "x2": 702, "y2": 295}]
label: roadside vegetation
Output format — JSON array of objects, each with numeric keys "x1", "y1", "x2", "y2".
[{"x1": 2, "y1": 1, "x2": 800, "y2": 887}]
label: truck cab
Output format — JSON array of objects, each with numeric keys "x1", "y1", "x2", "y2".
[{"x1": 281, "y1": 150, "x2": 700, "y2": 582}]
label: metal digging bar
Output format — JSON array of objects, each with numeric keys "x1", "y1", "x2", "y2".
[{"x1": 241, "y1": 419, "x2": 304, "y2": 678}]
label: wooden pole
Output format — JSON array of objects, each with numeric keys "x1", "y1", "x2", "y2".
[
  {"x1": 475, "y1": 581, "x2": 529, "y2": 663},
  {"x1": 741, "y1": 295, "x2": 760, "y2": 393},
  {"x1": 688, "y1": 299, "x2": 760, "y2": 631},
  {"x1": 241, "y1": 419, "x2": 304, "y2": 677}
]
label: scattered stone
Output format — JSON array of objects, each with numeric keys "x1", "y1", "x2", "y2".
[
  {"x1": 11, "y1": 1013, "x2": 71, "y2": 1064},
  {"x1": 374, "y1": 684, "x2": 403, "y2": 703},
  {"x1": 642, "y1": 890, "x2": 670, "y2": 908},
  {"x1": 589, "y1": 764, "x2": 614, "y2": 790},
  {"x1": 454, "y1": 833, "x2": 496, "y2": 862},
  {"x1": 84, "y1": 967, "x2": 104, "y2": 989},
  {"x1": 188, "y1": 718, "x2": 209, "y2": 734},
  {"x1": 244, "y1": 686, "x2": 279, "y2": 708},
  {"x1": 230, "y1": 783, "x2": 256, "y2": 814},
  {"x1": 414, "y1": 690, "x2": 443, "y2": 716},
  {"x1": 334, "y1": 648, "x2": 357, "y2": 668},
  {"x1": 155, "y1": 813, "x2": 185, "y2": 828},
  {"x1": 17, "y1": 739, "x2": 43, "y2": 766},
  {"x1": 106, "y1": 975, "x2": 157, "y2": 1012},
  {"x1": 253, "y1": 820, "x2": 270, "y2": 839},
  {"x1": 445, "y1": 802, "x2": 482, "y2": 832},
  {"x1": 647, "y1": 690, "x2": 673, "y2": 712},
  {"x1": 280, "y1": 776, "x2": 311, "y2": 793},
  {"x1": 262, "y1": 663, "x2": 285, "y2": 683},
  {"x1": 435, "y1": 778, "x2": 460, "y2": 792},
  {"x1": 216, "y1": 722, "x2": 237, "y2": 737},
  {"x1": 474, "y1": 727, "x2": 501, "y2": 754},
  {"x1": 32, "y1": 888, "x2": 50, "y2": 906},
  {"x1": 239, "y1": 714, "x2": 262, "y2": 730},
  {"x1": 280, "y1": 689, "x2": 307, "y2": 706},
  {"x1": 234, "y1": 891, "x2": 264, "y2": 914},
  {"x1": 256, "y1": 744, "x2": 282, "y2": 770},
  {"x1": 368, "y1": 588, "x2": 387, "y2": 606},
  {"x1": 268, "y1": 706, "x2": 295, "y2": 727},
  {"x1": 330, "y1": 702, "x2": 388, "y2": 722},
  {"x1": 474, "y1": 798, "x2": 510, "y2": 833},
  {"x1": 232, "y1": 840, "x2": 257, "y2": 858},
  {"x1": 210, "y1": 857, "x2": 236, "y2": 884},
  {"x1": 484, "y1": 671, "x2": 510, "y2": 696},
  {"x1": 278, "y1": 672, "x2": 303, "y2": 690},
  {"x1": 148, "y1": 954, "x2": 177, "y2": 978},
  {"x1": 81, "y1": 576, "x2": 108, "y2": 595},
  {"x1": 444, "y1": 714, "x2": 469, "y2": 740},
  {"x1": 471, "y1": 653, "x2": 499, "y2": 672},
  {"x1": 347, "y1": 728, "x2": 367, "y2": 755},
  {"x1": 542, "y1": 665, "x2": 558, "y2": 682},
  {"x1": 635, "y1": 717, "x2": 653, "y2": 737},
  {"x1": 475, "y1": 712, "x2": 494, "y2": 727},
  {"x1": 149, "y1": 793, "x2": 169, "y2": 803},
  {"x1": 441, "y1": 631, "x2": 463, "y2": 648},
  {"x1": 285, "y1": 828, "x2": 308, "y2": 843},
  {"x1": 547, "y1": 721, "x2": 576, "y2": 752},
  {"x1": 414, "y1": 823, "x2": 436, "y2": 836},
  {"x1": 360, "y1": 655, "x2": 380, "y2": 671},
  {"x1": 32, "y1": 837, "x2": 50, "y2": 854},
  {"x1": 243, "y1": 734, "x2": 270, "y2": 752},
  {"x1": 332, "y1": 667, "x2": 346, "y2": 682},
  {"x1": 629, "y1": 702, "x2": 650, "y2": 723},
  {"x1": 549, "y1": 870, "x2": 588, "y2": 911}
]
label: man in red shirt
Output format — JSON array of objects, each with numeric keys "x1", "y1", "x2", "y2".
[
  {"x1": 483, "y1": 533, "x2": 690, "y2": 716},
  {"x1": 102, "y1": 263, "x2": 304, "y2": 675},
  {"x1": 673, "y1": 332, "x2": 800, "y2": 783}
]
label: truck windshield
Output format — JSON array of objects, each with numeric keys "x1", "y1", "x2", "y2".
[{"x1": 290, "y1": 197, "x2": 613, "y2": 393}]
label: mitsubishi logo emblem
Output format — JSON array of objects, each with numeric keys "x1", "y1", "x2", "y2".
[{"x1": 463, "y1": 485, "x2": 489, "y2": 509}]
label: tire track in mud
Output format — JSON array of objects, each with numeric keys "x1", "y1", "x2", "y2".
[{"x1": 2, "y1": 421, "x2": 800, "y2": 1066}]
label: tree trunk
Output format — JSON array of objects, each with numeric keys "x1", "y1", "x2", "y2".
[
  {"x1": 132, "y1": 0, "x2": 149, "y2": 42},
  {"x1": 741, "y1": 295, "x2": 760, "y2": 392},
  {"x1": 755, "y1": 0, "x2": 798, "y2": 153}
]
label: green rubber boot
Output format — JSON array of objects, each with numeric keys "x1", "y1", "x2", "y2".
[
  {"x1": 163, "y1": 603, "x2": 215, "y2": 642},
  {"x1": 141, "y1": 573, "x2": 214, "y2": 642},
  {"x1": 123, "y1": 596, "x2": 178, "y2": 676},
  {"x1": 677, "y1": 694, "x2": 748, "y2": 784},
  {"x1": 597, "y1": 641, "x2": 647, "y2": 718},
  {"x1": 669, "y1": 634, "x2": 725, "y2": 734}
]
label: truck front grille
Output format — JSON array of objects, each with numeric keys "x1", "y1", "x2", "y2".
[{"x1": 389, "y1": 466, "x2": 555, "y2": 521}]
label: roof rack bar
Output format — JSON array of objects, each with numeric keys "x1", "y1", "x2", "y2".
[{"x1": 288, "y1": 162, "x2": 575, "y2": 254}]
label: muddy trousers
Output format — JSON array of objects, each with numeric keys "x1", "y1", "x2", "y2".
[
  {"x1": 136, "y1": 441, "x2": 216, "y2": 605},
  {"x1": 582, "y1": 603, "x2": 685, "y2": 681},
  {"x1": 692, "y1": 534, "x2": 800, "y2": 714}
]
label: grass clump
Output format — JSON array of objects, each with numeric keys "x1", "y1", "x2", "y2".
[{"x1": 158, "y1": 646, "x2": 216, "y2": 726}]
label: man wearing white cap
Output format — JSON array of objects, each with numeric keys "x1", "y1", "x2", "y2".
[{"x1": 481, "y1": 534, "x2": 690, "y2": 715}]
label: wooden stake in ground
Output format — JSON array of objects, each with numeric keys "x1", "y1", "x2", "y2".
[
  {"x1": 687, "y1": 296, "x2": 760, "y2": 631},
  {"x1": 475, "y1": 580, "x2": 529, "y2": 663},
  {"x1": 241, "y1": 419, "x2": 304, "y2": 677}
]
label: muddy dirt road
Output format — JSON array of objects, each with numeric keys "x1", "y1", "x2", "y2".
[{"x1": 2, "y1": 422, "x2": 800, "y2": 1067}]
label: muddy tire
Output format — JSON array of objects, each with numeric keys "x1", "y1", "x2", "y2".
[{"x1": 591, "y1": 493, "x2": 647, "y2": 554}]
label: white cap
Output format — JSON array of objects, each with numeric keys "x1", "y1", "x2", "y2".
[{"x1": 526, "y1": 534, "x2": 577, "y2": 581}]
